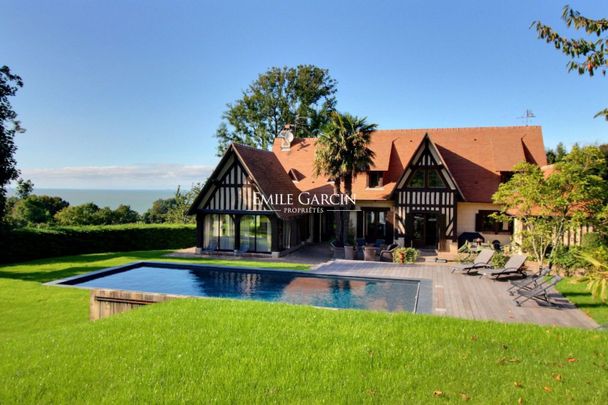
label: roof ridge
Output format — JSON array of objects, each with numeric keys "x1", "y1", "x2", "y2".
[
  {"x1": 375, "y1": 125, "x2": 541, "y2": 132},
  {"x1": 232, "y1": 142, "x2": 274, "y2": 153},
  {"x1": 280, "y1": 126, "x2": 541, "y2": 140}
]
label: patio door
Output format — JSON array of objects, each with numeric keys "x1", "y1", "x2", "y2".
[
  {"x1": 407, "y1": 213, "x2": 441, "y2": 249},
  {"x1": 363, "y1": 209, "x2": 388, "y2": 243}
]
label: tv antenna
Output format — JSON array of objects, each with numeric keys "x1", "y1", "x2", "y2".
[{"x1": 519, "y1": 109, "x2": 536, "y2": 126}]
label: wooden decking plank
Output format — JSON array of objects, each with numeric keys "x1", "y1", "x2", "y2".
[{"x1": 311, "y1": 260, "x2": 599, "y2": 329}]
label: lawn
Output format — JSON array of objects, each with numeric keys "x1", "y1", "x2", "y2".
[
  {"x1": 1, "y1": 251, "x2": 607, "y2": 403},
  {"x1": 557, "y1": 278, "x2": 608, "y2": 326}
]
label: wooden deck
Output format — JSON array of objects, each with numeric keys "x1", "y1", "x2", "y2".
[{"x1": 312, "y1": 260, "x2": 599, "y2": 329}]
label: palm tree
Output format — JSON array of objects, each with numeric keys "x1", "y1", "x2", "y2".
[
  {"x1": 314, "y1": 112, "x2": 377, "y2": 244},
  {"x1": 314, "y1": 127, "x2": 344, "y2": 243}
]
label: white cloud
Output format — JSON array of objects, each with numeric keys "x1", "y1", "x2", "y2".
[{"x1": 17, "y1": 164, "x2": 215, "y2": 189}]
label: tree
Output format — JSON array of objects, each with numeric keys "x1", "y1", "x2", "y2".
[
  {"x1": 533, "y1": 6, "x2": 608, "y2": 120},
  {"x1": 314, "y1": 112, "x2": 377, "y2": 244},
  {"x1": 215, "y1": 65, "x2": 337, "y2": 155},
  {"x1": 55, "y1": 202, "x2": 141, "y2": 226},
  {"x1": 55, "y1": 203, "x2": 104, "y2": 225},
  {"x1": 0, "y1": 66, "x2": 25, "y2": 223},
  {"x1": 599, "y1": 143, "x2": 608, "y2": 180},
  {"x1": 314, "y1": 127, "x2": 345, "y2": 243},
  {"x1": 113, "y1": 204, "x2": 140, "y2": 224},
  {"x1": 143, "y1": 198, "x2": 178, "y2": 223},
  {"x1": 493, "y1": 146, "x2": 607, "y2": 267},
  {"x1": 10, "y1": 195, "x2": 69, "y2": 225},
  {"x1": 546, "y1": 142, "x2": 568, "y2": 164},
  {"x1": 164, "y1": 183, "x2": 203, "y2": 224},
  {"x1": 10, "y1": 197, "x2": 53, "y2": 225},
  {"x1": 15, "y1": 178, "x2": 34, "y2": 199}
]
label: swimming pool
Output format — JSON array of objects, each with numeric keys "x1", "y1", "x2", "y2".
[{"x1": 50, "y1": 262, "x2": 430, "y2": 313}]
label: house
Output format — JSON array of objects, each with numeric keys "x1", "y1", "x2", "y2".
[{"x1": 188, "y1": 126, "x2": 547, "y2": 256}]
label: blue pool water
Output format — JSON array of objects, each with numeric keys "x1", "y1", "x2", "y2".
[{"x1": 61, "y1": 263, "x2": 421, "y2": 312}]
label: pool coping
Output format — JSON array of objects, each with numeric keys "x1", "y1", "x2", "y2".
[{"x1": 45, "y1": 261, "x2": 433, "y2": 314}]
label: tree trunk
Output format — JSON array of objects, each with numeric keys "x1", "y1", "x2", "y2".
[
  {"x1": 342, "y1": 173, "x2": 354, "y2": 244},
  {"x1": 333, "y1": 178, "x2": 343, "y2": 244}
]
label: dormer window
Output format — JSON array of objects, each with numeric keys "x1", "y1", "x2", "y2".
[
  {"x1": 368, "y1": 171, "x2": 383, "y2": 188},
  {"x1": 288, "y1": 168, "x2": 304, "y2": 182}
]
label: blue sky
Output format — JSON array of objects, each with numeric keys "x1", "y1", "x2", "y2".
[{"x1": 2, "y1": 0, "x2": 607, "y2": 189}]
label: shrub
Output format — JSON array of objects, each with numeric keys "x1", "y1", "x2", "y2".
[
  {"x1": 393, "y1": 247, "x2": 419, "y2": 264},
  {"x1": 578, "y1": 246, "x2": 608, "y2": 303},
  {"x1": 550, "y1": 245, "x2": 586, "y2": 274},
  {"x1": 580, "y1": 232, "x2": 605, "y2": 250},
  {"x1": 0, "y1": 224, "x2": 195, "y2": 264},
  {"x1": 491, "y1": 250, "x2": 509, "y2": 268}
]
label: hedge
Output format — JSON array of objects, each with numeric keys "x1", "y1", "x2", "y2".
[{"x1": 0, "y1": 224, "x2": 196, "y2": 264}]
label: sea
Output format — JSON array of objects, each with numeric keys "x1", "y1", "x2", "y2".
[{"x1": 6, "y1": 189, "x2": 176, "y2": 214}]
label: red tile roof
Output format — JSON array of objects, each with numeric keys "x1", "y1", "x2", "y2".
[
  {"x1": 232, "y1": 144, "x2": 305, "y2": 219},
  {"x1": 271, "y1": 126, "x2": 546, "y2": 203}
]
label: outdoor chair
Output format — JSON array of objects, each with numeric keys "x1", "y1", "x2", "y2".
[
  {"x1": 450, "y1": 248, "x2": 494, "y2": 274},
  {"x1": 374, "y1": 239, "x2": 386, "y2": 256},
  {"x1": 379, "y1": 243, "x2": 399, "y2": 262},
  {"x1": 478, "y1": 254, "x2": 527, "y2": 280},
  {"x1": 356, "y1": 238, "x2": 366, "y2": 260},
  {"x1": 507, "y1": 267, "x2": 551, "y2": 295},
  {"x1": 513, "y1": 275, "x2": 562, "y2": 306}
]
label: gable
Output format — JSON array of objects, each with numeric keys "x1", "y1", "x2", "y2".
[
  {"x1": 201, "y1": 158, "x2": 269, "y2": 212},
  {"x1": 192, "y1": 151, "x2": 270, "y2": 213},
  {"x1": 188, "y1": 147, "x2": 271, "y2": 215},
  {"x1": 395, "y1": 135, "x2": 461, "y2": 196}
]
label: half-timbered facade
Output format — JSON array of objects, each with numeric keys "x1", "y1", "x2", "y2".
[
  {"x1": 393, "y1": 135, "x2": 461, "y2": 250},
  {"x1": 188, "y1": 144, "x2": 308, "y2": 256},
  {"x1": 189, "y1": 126, "x2": 548, "y2": 254}
]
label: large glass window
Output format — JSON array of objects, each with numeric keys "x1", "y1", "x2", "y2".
[
  {"x1": 203, "y1": 214, "x2": 217, "y2": 250},
  {"x1": 219, "y1": 214, "x2": 235, "y2": 250},
  {"x1": 256, "y1": 216, "x2": 271, "y2": 252},
  {"x1": 408, "y1": 170, "x2": 425, "y2": 188},
  {"x1": 427, "y1": 170, "x2": 445, "y2": 188},
  {"x1": 204, "y1": 214, "x2": 235, "y2": 250},
  {"x1": 240, "y1": 215, "x2": 271, "y2": 253},
  {"x1": 406, "y1": 169, "x2": 446, "y2": 189}
]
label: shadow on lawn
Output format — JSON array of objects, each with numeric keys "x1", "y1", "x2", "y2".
[
  {"x1": 0, "y1": 267, "x2": 107, "y2": 283},
  {"x1": 559, "y1": 291, "x2": 593, "y2": 297},
  {"x1": 0, "y1": 250, "x2": 172, "y2": 283},
  {"x1": 0, "y1": 250, "x2": 308, "y2": 283}
]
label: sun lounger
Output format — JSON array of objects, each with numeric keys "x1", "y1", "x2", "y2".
[
  {"x1": 479, "y1": 254, "x2": 527, "y2": 279},
  {"x1": 507, "y1": 267, "x2": 551, "y2": 295},
  {"x1": 513, "y1": 275, "x2": 562, "y2": 306},
  {"x1": 450, "y1": 249, "x2": 494, "y2": 274}
]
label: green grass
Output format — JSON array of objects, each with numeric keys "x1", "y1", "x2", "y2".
[
  {"x1": 0, "y1": 249, "x2": 309, "y2": 283},
  {"x1": 557, "y1": 278, "x2": 608, "y2": 326},
  {"x1": 1, "y1": 251, "x2": 607, "y2": 403}
]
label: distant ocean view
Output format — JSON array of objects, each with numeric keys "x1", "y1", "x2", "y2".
[{"x1": 7, "y1": 189, "x2": 176, "y2": 213}]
